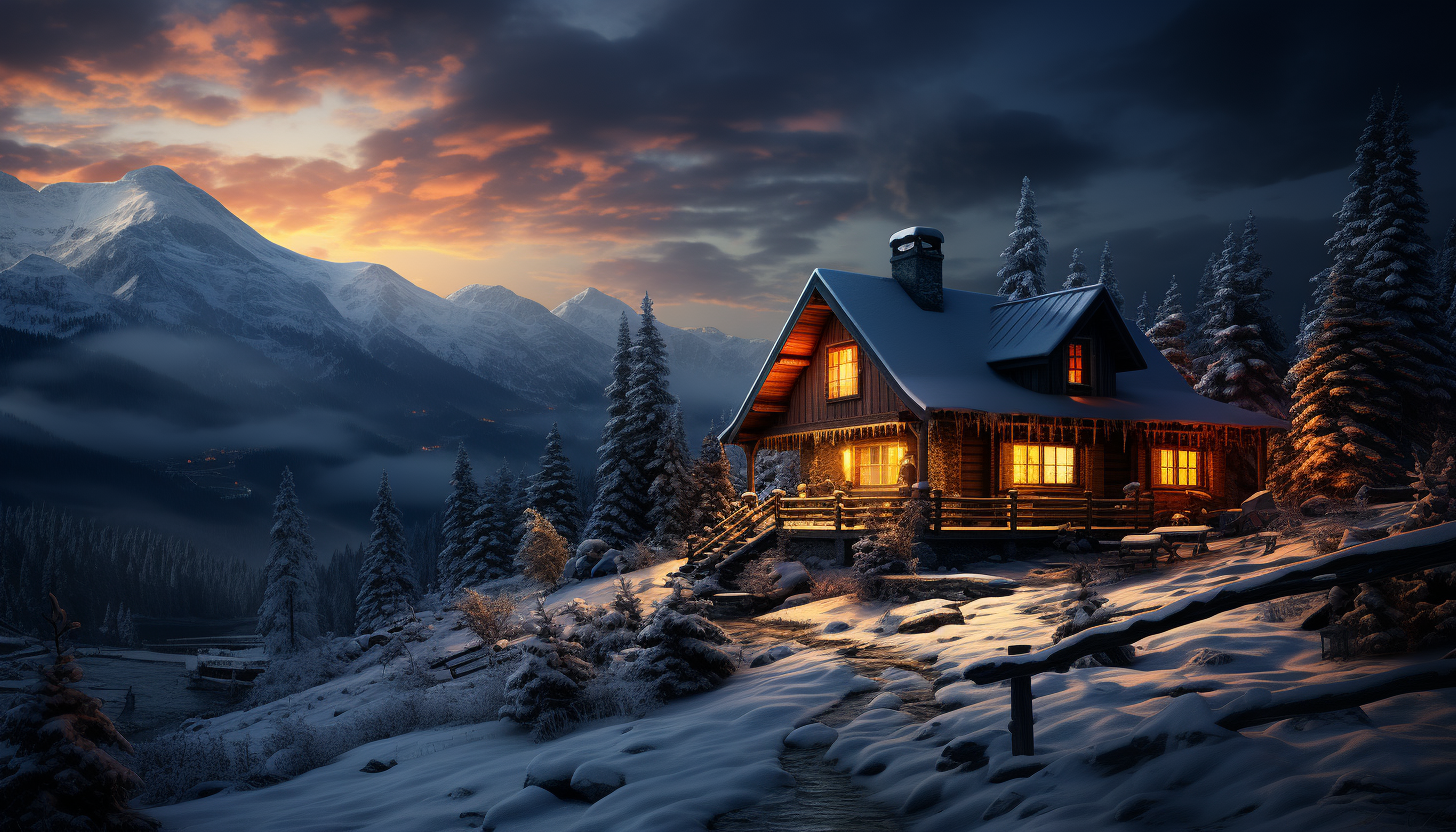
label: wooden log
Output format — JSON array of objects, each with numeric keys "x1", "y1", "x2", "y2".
[
  {"x1": 1214, "y1": 659, "x2": 1456, "y2": 730},
  {"x1": 963, "y1": 522, "x2": 1456, "y2": 684},
  {"x1": 1007, "y1": 644, "x2": 1035, "y2": 755}
]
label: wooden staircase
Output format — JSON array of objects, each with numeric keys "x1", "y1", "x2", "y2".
[{"x1": 679, "y1": 494, "x2": 781, "y2": 579}]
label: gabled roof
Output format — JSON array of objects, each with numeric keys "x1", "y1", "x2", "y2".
[
  {"x1": 987, "y1": 284, "x2": 1145, "y2": 371},
  {"x1": 721, "y1": 269, "x2": 1287, "y2": 444}
]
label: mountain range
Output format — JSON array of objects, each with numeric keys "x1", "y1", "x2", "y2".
[{"x1": 0, "y1": 166, "x2": 769, "y2": 560}]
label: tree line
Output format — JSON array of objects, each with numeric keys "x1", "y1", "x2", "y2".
[{"x1": 993, "y1": 91, "x2": 1456, "y2": 500}]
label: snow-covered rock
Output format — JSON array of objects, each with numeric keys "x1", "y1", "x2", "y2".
[
  {"x1": 784, "y1": 723, "x2": 837, "y2": 748},
  {"x1": 896, "y1": 607, "x2": 964, "y2": 633},
  {"x1": 866, "y1": 692, "x2": 903, "y2": 710}
]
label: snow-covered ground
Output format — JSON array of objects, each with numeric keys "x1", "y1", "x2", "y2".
[{"x1": 148, "y1": 523, "x2": 1456, "y2": 831}]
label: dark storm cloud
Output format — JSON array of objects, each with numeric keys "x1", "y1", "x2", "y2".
[{"x1": 1091, "y1": 0, "x2": 1456, "y2": 188}]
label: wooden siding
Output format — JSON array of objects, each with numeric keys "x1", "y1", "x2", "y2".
[{"x1": 777, "y1": 315, "x2": 906, "y2": 429}]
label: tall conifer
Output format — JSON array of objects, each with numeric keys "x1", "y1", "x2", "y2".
[
  {"x1": 1146, "y1": 278, "x2": 1195, "y2": 386},
  {"x1": 996, "y1": 177, "x2": 1049, "y2": 300},
  {"x1": 1062, "y1": 247, "x2": 1088, "y2": 289},
  {"x1": 1195, "y1": 213, "x2": 1288, "y2": 419},
  {"x1": 647, "y1": 405, "x2": 692, "y2": 543},
  {"x1": 436, "y1": 445, "x2": 479, "y2": 595},
  {"x1": 1097, "y1": 241, "x2": 1124, "y2": 312},
  {"x1": 354, "y1": 473, "x2": 417, "y2": 633},
  {"x1": 527, "y1": 424, "x2": 583, "y2": 546},
  {"x1": 257, "y1": 468, "x2": 320, "y2": 654},
  {"x1": 624, "y1": 294, "x2": 674, "y2": 541},
  {"x1": 583, "y1": 313, "x2": 641, "y2": 547}
]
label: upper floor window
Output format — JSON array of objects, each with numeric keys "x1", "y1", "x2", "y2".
[
  {"x1": 827, "y1": 343, "x2": 859, "y2": 400},
  {"x1": 1157, "y1": 449, "x2": 1201, "y2": 486},
  {"x1": 1067, "y1": 341, "x2": 1087, "y2": 387},
  {"x1": 1012, "y1": 443, "x2": 1076, "y2": 485}
]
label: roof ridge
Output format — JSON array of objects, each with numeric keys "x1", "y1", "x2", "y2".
[{"x1": 990, "y1": 283, "x2": 1105, "y2": 308}]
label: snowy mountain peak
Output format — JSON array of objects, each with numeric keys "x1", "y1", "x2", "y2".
[
  {"x1": 0, "y1": 172, "x2": 34, "y2": 193},
  {"x1": 553, "y1": 287, "x2": 636, "y2": 321}
]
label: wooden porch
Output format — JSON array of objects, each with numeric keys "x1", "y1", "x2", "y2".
[{"x1": 687, "y1": 489, "x2": 1157, "y2": 566}]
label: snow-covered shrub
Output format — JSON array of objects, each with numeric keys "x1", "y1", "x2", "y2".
[
  {"x1": 1052, "y1": 589, "x2": 1132, "y2": 667},
  {"x1": 1322, "y1": 571, "x2": 1456, "y2": 656},
  {"x1": 454, "y1": 588, "x2": 522, "y2": 645},
  {"x1": 573, "y1": 578, "x2": 646, "y2": 665},
  {"x1": 738, "y1": 550, "x2": 787, "y2": 597},
  {"x1": 500, "y1": 599, "x2": 595, "y2": 741},
  {"x1": 635, "y1": 587, "x2": 736, "y2": 701},
  {"x1": 0, "y1": 595, "x2": 158, "y2": 831},
  {"x1": 130, "y1": 733, "x2": 264, "y2": 806},
  {"x1": 809, "y1": 570, "x2": 859, "y2": 600},
  {"x1": 851, "y1": 500, "x2": 927, "y2": 598},
  {"x1": 1398, "y1": 433, "x2": 1456, "y2": 533},
  {"x1": 577, "y1": 660, "x2": 659, "y2": 721},
  {"x1": 516, "y1": 508, "x2": 572, "y2": 588},
  {"x1": 246, "y1": 640, "x2": 347, "y2": 706}
]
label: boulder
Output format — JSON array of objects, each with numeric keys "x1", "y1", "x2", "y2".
[
  {"x1": 359, "y1": 759, "x2": 397, "y2": 773},
  {"x1": 897, "y1": 607, "x2": 965, "y2": 634},
  {"x1": 785, "y1": 722, "x2": 838, "y2": 748},
  {"x1": 1241, "y1": 490, "x2": 1277, "y2": 514},
  {"x1": 572, "y1": 558, "x2": 596, "y2": 580},
  {"x1": 749, "y1": 644, "x2": 798, "y2": 667},
  {"x1": 772, "y1": 593, "x2": 813, "y2": 611},
  {"x1": 1339, "y1": 525, "x2": 1391, "y2": 549},
  {"x1": 569, "y1": 760, "x2": 626, "y2": 803},
  {"x1": 590, "y1": 553, "x2": 621, "y2": 578},
  {"x1": 823, "y1": 621, "x2": 852, "y2": 634},
  {"x1": 867, "y1": 692, "x2": 903, "y2": 711},
  {"x1": 483, "y1": 787, "x2": 563, "y2": 828},
  {"x1": 1301, "y1": 495, "x2": 1338, "y2": 517},
  {"x1": 577, "y1": 539, "x2": 609, "y2": 559},
  {"x1": 772, "y1": 561, "x2": 811, "y2": 594}
]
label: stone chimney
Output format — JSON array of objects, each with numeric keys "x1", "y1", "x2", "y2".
[{"x1": 889, "y1": 226, "x2": 944, "y2": 312}]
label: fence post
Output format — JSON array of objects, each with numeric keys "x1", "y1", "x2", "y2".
[
  {"x1": 1133, "y1": 491, "x2": 1141, "y2": 532},
  {"x1": 932, "y1": 489, "x2": 943, "y2": 533},
  {"x1": 1084, "y1": 490, "x2": 1093, "y2": 532},
  {"x1": 835, "y1": 492, "x2": 844, "y2": 532},
  {"x1": 773, "y1": 492, "x2": 782, "y2": 530},
  {"x1": 1007, "y1": 644, "x2": 1035, "y2": 756},
  {"x1": 1008, "y1": 489, "x2": 1018, "y2": 532}
]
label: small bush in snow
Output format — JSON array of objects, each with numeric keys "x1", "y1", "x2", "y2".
[
  {"x1": 247, "y1": 641, "x2": 347, "y2": 706},
  {"x1": 500, "y1": 599, "x2": 595, "y2": 741},
  {"x1": 576, "y1": 577, "x2": 646, "y2": 664},
  {"x1": 851, "y1": 500, "x2": 927, "y2": 599},
  {"x1": 635, "y1": 586, "x2": 736, "y2": 700},
  {"x1": 516, "y1": 509, "x2": 572, "y2": 588},
  {"x1": 454, "y1": 588, "x2": 521, "y2": 644},
  {"x1": 809, "y1": 570, "x2": 859, "y2": 600},
  {"x1": 130, "y1": 733, "x2": 264, "y2": 806},
  {"x1": 618, "y1": 541, "x2": 661, "y2": 573}
]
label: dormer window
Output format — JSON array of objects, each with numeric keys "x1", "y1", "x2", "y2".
[{"x1": 827, "y1": 342, "x2": 859, "y2": 400}]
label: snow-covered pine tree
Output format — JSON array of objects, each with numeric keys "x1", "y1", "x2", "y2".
[
  {"x1": 646, "y1": 405, "x2": 692, "y2": 544},
  {"x1": 516, "y1": 508, "x2": 571, "y2": 588},
  {"x1": 354, "y1": 473, "x2": 418, "y2": 634},
  {"x1": 1097, "y1": 241, "x2": 1124, "y2": 313},
  {"x1": 1359, "y1": 92, "x2": 1453, "y2": 432},
  {"x1": 1146, "y1": 278, "x2": 1196, "y2": 386},
  {"x1": 624, "y1": 293, "x2": 675, "y2": 543},
  {"x1": 1187, "y1": 253, "x2": 1219, "y2": 372},
  {"x1": 1062, "y1": 247, "x2": 1088, "y2": 289},
  {"x1": 499, "y1": 597, "x2": 594, "y2": 740},
  {"x1": 686, "y1": 433, "x2": 736, "y2": 540},
  {"x1": 635, "y1": 583, "x2": 735, "y2": 701},
  {"x1": 257, "y1": 467, "x2": 321, "y2": 654},
  {"x1": 460, "y1": 464, "x2": 518, "y2": 587},
  {"x1": 583, "y1": 313, "x2": 643, "y2": 548},
  {"x1": 0, "y1": 595, "x2": 157, "y2": 831},
  {"x1": 996, "y1": 176, "x2": 1049, "y2": 300},
  {"x1": 436, "y1": 445, "x2": 479, "y2": 595},
  {"x1": 1435, "y1": 219, "x2": 1456, "y2": 323},
  {"x1": 581, "y1": 576, "x2": 646, "y2": 664},
  {"x1": 118, "y1": 605, "x2": 137, "y2": 647},
  {"x1": 1135, "y1": 291, "x2": 1150, "y2": 330},
  {"x1": 527, "y1": 424, "x2": 584, "y2": 547},
  {"x1": 1195, "y1": 213, "x2": 1289, "y2": 419},
  {"x1": 100, "y1": 601, "x2": 114, "y2": 643}
]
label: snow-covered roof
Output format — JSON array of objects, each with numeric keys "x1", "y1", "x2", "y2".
[
  {"x1": 986, "y1": 284, "x2": 1142, "y2": 368},
  {"x1": 722, "y1": 269, "x2": 1287, "y2": 443}
]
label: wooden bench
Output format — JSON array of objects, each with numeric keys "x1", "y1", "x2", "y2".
[
  {"x1": 1117, "y1": 534, "x2": 1167, "y2": 573},
  {"x1": 1149, "y1": 525, "x2": 1213, "y2": 561}
]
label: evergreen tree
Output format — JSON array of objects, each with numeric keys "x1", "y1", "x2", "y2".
[
  {"x1": 1195, "y1": 213, "x2": 1288, "y2": 419},
  {"x1": 1187, "y1": 252, "x2": 1219, "y2": 370},
  {"x1": 1360, "y1": 92, "x2": 1453, "y2": 428},
  {"x1": 1437, "y1": 219, "x2": 1456, "y2": 324},
  {"x1": 526, "y1": 425, "x2": 584, "y2": 546},
  {"x1": 1278, "y1": 93, "x2": 1406, "y2": 498},
  {"x1": 0, "y1": 595, "x2": 157, "y2": 831},
  {"x1": 996, "y1": 176, "x2": 1049, "y2": 300},
  {"x1": 636, "y1": 583, "x2": 735, "y2": 701},
  {"x1": 354, "y1": 473, "x2": 417, "y2": 634},
  {"x1": 461, "y1": 464, "x2": 518, "y2": 586},
  {"x1": 646, "y1": 405, "x2": 692, "y2": 543},
  {"x1": 624, "y1": 293, "x2": 676, "y2": 543},
  {"x1": 100, "y1": 601, "x2": 114, "y2": 643},
  {"x1": 1062, "y1": 247, "x2": 1088, "y2": 289},
  {"x1": 1097, "y1": 241, "x2": 1124, "y2": 313},
  {"x1": 436, "y1": 445, "x2": 479, "y2": 595},
  {"x1": 583, "y1": 313, "x2": 642, "y2": 547},
  {"x1": 257, "y1": 468, "x2": 320, "y2": 654},
  {"x1": 117, "y1": 606, "x2": 137, "y2": 647},
  {"x1": 499, "y1": 598, "x2": 594, "y2": 741},
  {"x1": 1146, "y1": 278, "x2": 1196, "y2": 386},
  {"x1": 317, "y1": 544, "x2": 364, "y2": 635},
  {"x1": 516, "y1": 508, "x2": 571, "y2": 587},
  {"x1": 686, "y1": 433, "x2": 736, "y2": 539},
  {"x1": 1135, "y1": 291, "x2": 1150, "y2": 330}
]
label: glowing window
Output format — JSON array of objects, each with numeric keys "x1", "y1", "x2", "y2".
[
  {"x1": 852, "y1": 443, "x2": 904, "y2": 486},
  {"x1": 1012, "y1": 444, "x2": 1076, "y2": 485},
  {"x1": 1067, "y1": 342, "x2": 1085, "y2": 386},
  {"x1": 1158, "y1": 449, "x2": 1200, "y2": 486},
  {"x1": 827, "y1": 343, "x2": 859, "y2": 399}
]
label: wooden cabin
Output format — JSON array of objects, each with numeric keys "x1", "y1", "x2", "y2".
[{"x1": 719, "y1": 227, "x2": 1287, "y2": 533}]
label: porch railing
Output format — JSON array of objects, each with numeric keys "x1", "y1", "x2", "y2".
[{"x1": 775, "y1": 489, "x2": 1154, "y2": 534}]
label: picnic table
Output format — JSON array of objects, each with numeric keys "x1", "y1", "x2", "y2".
[{"x1": 1149, "y1": 525, "x2": 1213, "y2": 560}]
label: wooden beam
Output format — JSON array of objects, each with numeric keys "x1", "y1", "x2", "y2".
[
  {"x1": 751, "y1": 403, "x2": 790, "y2": 413},
  {"x1": 774, "y1": 356, "x2": 812, "y2": 367},
  {"x1": 1214, "y1": 659, "x2": 1456, "y2": 730},
  {"x1": 963, "y1": 522, "x2": 1456, "y2": 684}
]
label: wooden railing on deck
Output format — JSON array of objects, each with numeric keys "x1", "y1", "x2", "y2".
[{"x1": 774, "y1": 489, "x2": 1154, "y2": 534}]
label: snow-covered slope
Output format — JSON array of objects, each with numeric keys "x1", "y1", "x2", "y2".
[{"x1": 0, "y1": 254, "x2": 136, "y2": 336}]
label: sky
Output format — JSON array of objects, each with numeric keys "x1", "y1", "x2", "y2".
[{"x1": 2, "y1": 0, "x2": 1454, "y2": 340}]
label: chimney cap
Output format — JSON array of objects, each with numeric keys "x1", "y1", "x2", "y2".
[{"x1": 889, "y1": 226, "x2": 944, "y2": 246}]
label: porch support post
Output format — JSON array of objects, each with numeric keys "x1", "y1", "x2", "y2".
[
  {"x1": 743, "y1": 441, "x2": 760, "y2": 495},
  {"x1": 1256, "y1": 430, "x2": 1268, "y2": 490},
  {"x1": 916, "y1": 416, "x2": 930, "y2": 494}
]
